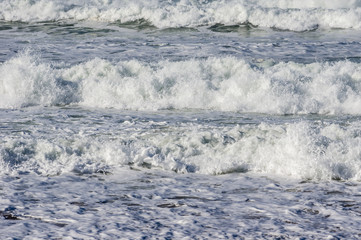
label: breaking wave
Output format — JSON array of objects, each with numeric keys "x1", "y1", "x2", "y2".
[
  {"x1": 1, "y1": 114, "x2": 361, "y2": 180},
  {"x1": 1, "y1": 52, "x2": 361, "y2": 115},
  {"x1": 1, "y1": 0, "x2": 361, "y2": 31}
]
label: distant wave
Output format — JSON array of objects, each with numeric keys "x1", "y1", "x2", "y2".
[
  {"x1": 1, "y1": 0, "x2": 361, "y2": 31},
  {"x1": 1, "y1": 51, "x2": 361, "y2": 115}
]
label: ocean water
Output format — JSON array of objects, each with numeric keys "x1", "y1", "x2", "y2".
[{"x1": 1, "y1": 0, "x2": 361, "y2": 239}]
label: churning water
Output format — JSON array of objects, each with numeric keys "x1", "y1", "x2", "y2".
[{"x1": 1, "y1": 0, "x2": 361, "y2": 239}]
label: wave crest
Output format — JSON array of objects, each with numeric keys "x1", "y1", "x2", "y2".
[
  {"x1": 2, "y1": 53, "x2": 361, "y2": 115},
  {"x1": 2, "y1": 117, "x2": 361, "y2": 180},
  {"x1": 1, "y1": 0, "x2": 361, "y2": 31}
]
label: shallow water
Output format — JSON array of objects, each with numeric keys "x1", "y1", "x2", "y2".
[
  {"x1": 1, "y1": 169, "x2": 361, "y2": 239},
  {"x1": 1, "y1": 0, "x2": 361, "y2": 239}
]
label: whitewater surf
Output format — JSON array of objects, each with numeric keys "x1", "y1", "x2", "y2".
[{"x1": 1, "y1": 0, "x2": 361, "y2": 239}]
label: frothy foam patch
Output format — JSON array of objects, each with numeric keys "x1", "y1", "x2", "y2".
[
  {"x1": 72, "y1": 58, "x2": 361, "y2": 114},
  {"x1": 0, "y1": 0, "x2": 361, "y2": 31},
  {"x1": 2, "y1": 53, "x2": 361, "y2": 114},
  {"x1": 0, "y1": 52, "x2": 78, "y2": 109},
  {"x1": 1, "y1": 119, "x2": 361, "y2": 180},
  {"x1": 0, "y1": 52, "x2": 57, "y2": 108},
  {"x1": 257, "y1": 0, "x2": 361, "y2": 9}
]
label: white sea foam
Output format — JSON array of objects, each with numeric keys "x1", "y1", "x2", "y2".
[
  {"x1": 1, "y1": 166, "x2": 360, "y2": 239},
  {"x1": 257, "y1": 0, "x2": 361, "y2": 9},
  {"x1": 2, "y1": 108, "x2": 361, "y2": 238},
  {"x1": 0, "y1": 52, "x2": 57, "y2": 108},
  {"x1": 2, "y1": 53, "x2": 361, "y2": 115},
  {"x1": 0, "y1": 52, "x2": 77, "y2": 108},
  {"x1": 0, "y1": 0, "x2": 361, "y2": 31},
  {"x1": 1, "y1": 111, "x2": 361, "y2": 180}
]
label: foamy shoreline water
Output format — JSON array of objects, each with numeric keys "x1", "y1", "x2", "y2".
[
  {"x1": 1, "y1": 0, "x2": 361, "y2": 239},
  {"x1": 1, "y1": 107, "x2": 361, "y2": 180},
  {"x1": 1, "y1": 168, "x2": 361, "y2": 239}
]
